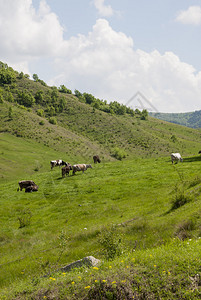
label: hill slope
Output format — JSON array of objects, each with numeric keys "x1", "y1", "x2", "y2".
[
  {"x1": 1, "y1": 63, "x2": 201, "y2": 299},
  {"x1": 150, "y1": 110, "x2": 201, "y2": 128}
]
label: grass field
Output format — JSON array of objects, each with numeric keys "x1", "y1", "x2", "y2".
[{"x1": 1, "y1": 132, "x2": 201, "y2": 298}]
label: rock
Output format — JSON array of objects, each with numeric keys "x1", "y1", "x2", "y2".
[{"x1": 59, "y1": 256, "x2": 101, "y2": 272}]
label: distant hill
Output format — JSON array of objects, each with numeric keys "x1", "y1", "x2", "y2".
[
  {"x1": 149, "y1": 110, "x2": 201, "y2": 128},
  {"x1": 1, "y1": 60, "x2": 201, "y2": 175}
]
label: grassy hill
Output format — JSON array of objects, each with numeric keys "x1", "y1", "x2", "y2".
[
  {"x1": 150, "y1": 110, "x2": 201, "y2": 129},
  {"x1": 1, "y1": 63, "x2": 201, "y2": 298}
]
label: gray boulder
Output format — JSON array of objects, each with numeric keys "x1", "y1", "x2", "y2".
[{"x1": 59, "y1": 256, "x2": 100, "y2": 272}]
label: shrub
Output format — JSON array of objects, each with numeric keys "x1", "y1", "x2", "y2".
[
  {"x1": 112, "y1": 147, "x2": 127, "y2": 160},
  {"x1": 39, "y1": 120, "x2": 45, "y2": 125},
  {"x1": 170, "y1": 186, "x2": 192, "y2": 211},
  {"x1": 49, "y1": 117, "x2": 57, "y2": 125},
  {"x1": 98, "y1": 225, "x2": 123, "y2": 260},
  {"x1": 37, "y1": 108, "x2": 44, "y2": 117}
]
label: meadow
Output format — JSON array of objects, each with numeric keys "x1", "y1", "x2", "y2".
[
  {"x1": 1, "y1": 64, "x2": 201, "y2": 298},
  {"x1": 1, "y1": 132, "x2": 201, "y2": 299}
]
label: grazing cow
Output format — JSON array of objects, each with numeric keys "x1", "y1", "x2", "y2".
[
  {"x1": 50, "y1": 160, "x2": 67, "y2": 170},
  {"x1": 199, "y1": 150, "x2": 201, "y2": 154},
  {"x1": 25, "y1": 185, "x2": 39, "y2": 193},
  {"x1": 171, "y1": 153, "x2": 183, "y2": 164},
  {"x1": 18, "y1": 180, "x2": 38, "y2": 192},
  {"x1": 93, "y1": 155, "x2": 101, "y2": 164},
  {"x1": 62, "y1": 164, "x2": 72, "y2": 177},
  {"x1": 72, "y1": 164, "x2": 92, "y2": 175}
]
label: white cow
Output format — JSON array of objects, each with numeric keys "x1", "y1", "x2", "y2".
[{"x1": 171, "y1": 153, "x2": 183, "y2": 164}]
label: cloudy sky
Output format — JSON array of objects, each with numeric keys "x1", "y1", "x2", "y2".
[{"x1": 0, "y1": 0, "x2": 201, "y2": 113}]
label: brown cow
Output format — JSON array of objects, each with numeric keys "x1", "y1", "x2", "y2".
[
  {"x1": 93, "y1": 155, "x2": 101, "y2": 164},
  {"x1": 72, "y1": 164, "x2": 92, "y2": 175},
  {"x1": 18, "y1": 180, "x2": 38, "y2": 192},
  {"x1": 62, "y1": 164, "x2": 72, "y2": 177}
]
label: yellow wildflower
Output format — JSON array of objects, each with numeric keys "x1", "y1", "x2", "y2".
[
  {"x1": 93, "y1": 267, "x2": 99, "y2": 270},
  {"x1": 112, "y1": 281, "x2": 116, "y2": 284},
  {"x1": 154, "y1": 265, "x2": 157, "y2": 268},
  {"x1": 95, "y1": 280, "x2": 98, "y2": 283},
  {"x1": 62, "y1": 272, "x2": 66, "y2": 275},
  {"x1": 71, "y1": 281, "x2": 75, "y2": 285},
  {"x1": 85, "y1": 286, "x2": 91, "y2": 289},
  {"x1": 109, "y1": 265, "x2": 112, "y2": 269},
  {"x1": 121, "y1": 280, "x2": 126, "y2": 283},
  {"x1": 102, "y1": 280, "x2": 106, "y2": 283}
]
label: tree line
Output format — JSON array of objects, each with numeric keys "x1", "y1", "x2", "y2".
[{"x1": 0, "y1": 61, "x2": 148, "y2": 121}]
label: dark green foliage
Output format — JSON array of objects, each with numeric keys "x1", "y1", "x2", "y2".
[
  {"x1": 0, "y1": 63, "x2": 16, "y2": 85},
  {"x1": 8, "y1": 107, "x2": 13, "y2": 119},
  {"x1": 49, "y1": 116, "x2": 57, "y2": 125},
  {"x1": 33, "y1": 73, "x2": 47, "y2": 86},
  {"x1": 58, "y1": 84, "x2": 72, "y2": 94},
  {"x1": 112, "y1": 147, "x2": 127, "y2": 160},
  {"x1": 33, "y1": 73, "x2": 39, "y2": 82},
  {"x1": 37, "y1": 109, "x2": 44, "y2": 117},
  {"x1": 18, "y1": 72, "x2": 24, "y2": 79},
  {"x1": 17, "y1": 90, "x2": 35, "y2": 107},
  {"x1": 35, "y1": 90, "x2": 44, "y2": 104},
  {"x1": 39, "y1": 120, "x2": 45, "y2": 125},
  {"x1": 6, "y1": 92, "x2": 14, "y2": 102},
  {"x1": 150, "y1": 110, "x2": 201, "y2": 128},
  {"x1": 0, "y1": 93, "x2": 4, "y2": 103},
  {"x1": 140, "y1": 109, "x2": 148, "y2": 120},
  {"x1": 171, "y1": 134, "x2": 177, "y2": 143}
]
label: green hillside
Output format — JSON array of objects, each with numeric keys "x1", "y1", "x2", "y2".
[
  {"x1": 150, "y1": 110, "x2": 201, "y2": 129},
  {"x1": 1, "y1": 62, "x2": 201, "y2": 299}
]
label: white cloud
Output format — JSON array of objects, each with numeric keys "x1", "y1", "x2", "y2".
[
  {"x1": 176, "y1": 6, "x2": 201, "y2": 25},
  {"x1": 0, "y1": 0, "x2": 66, "y2": 61},
  {"x1": 0, "y1": 1, "x2": 201, "y2": 113},
  {"x1": 93, "y1": 0, "x2": 114, "y2": 17},
  {"x1": 51, "y1": 19, "x2": 201, "y2": 113}
]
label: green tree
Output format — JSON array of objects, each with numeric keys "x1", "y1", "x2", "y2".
[
  {"x1": 58, "y1": 85, "x2": 72, "y2": 94},
  {"x1": 35, "y1": 90, "x2": 44, "y2": 104},
  {"x1": 141, "y1": 109, "x2": 148, "y2": 120},
  {"x1": 33, "y1": 74, "x2": 39, "y2": 82},
  {"x1": 0, "y1": 66, "x2": 16, "y2": 85},
  {"x1": 17, "y1": 91, "x2": 35, "y2": 107},
  {"x1": 6, "y1": 92, "x2": 14, "y2": 102}
]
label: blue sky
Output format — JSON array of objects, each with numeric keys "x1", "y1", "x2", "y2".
[{"x1": 1, "y1": 0, "x2": 201, "y2": 112}]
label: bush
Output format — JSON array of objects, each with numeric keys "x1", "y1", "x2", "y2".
[
  {"x1": 37, "y1": 109, "x2": 44, "y2": 117},
  {"x1": 112, "y1": 147, "x2": 127, "y2": 160},
  {"x1": 98, "y1": 225, "x2": 124, "y2": 260},
  {"x1": 170, "y1": 187, "x2": 192, "y2": 211},
  {"x1": 49, "y1": 117, "x2": 57, "y2": 125},
  {"x1": 39, "y1": 120, "x2": 45, "y2": 125}
]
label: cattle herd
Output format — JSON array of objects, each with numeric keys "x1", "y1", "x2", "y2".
[
  {"x1": 17, "y1": 151, "x2": 201, "y2": 192},
  {"x1": 17, "y1": 155, "x2": 101, "y2": 192}
]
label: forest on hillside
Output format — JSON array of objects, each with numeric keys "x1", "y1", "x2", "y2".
[
  {"x1": 150, "y1": 110, "x2": 201, "y2": 128},
  {"x1": 0, "y1": 61, "x2": 148, "y2": 122}
]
